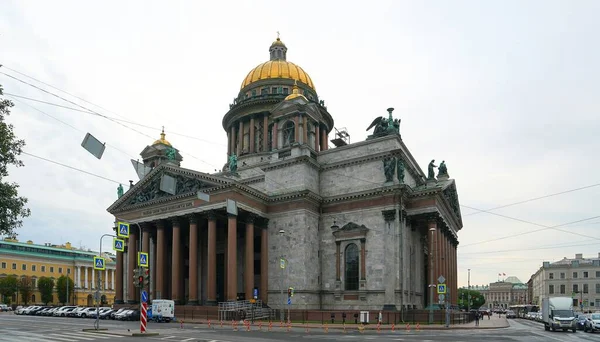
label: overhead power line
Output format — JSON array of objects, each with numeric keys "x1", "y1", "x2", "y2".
[
  {"x1": 464, "y1": 183, "x2": 600, "y2": 216},
  {"x1": 21, "y1": 152, "x2": 125, "y2": 185},
  {"x1": 8, "y1": 96, "x2": 137, "y2": 160}
]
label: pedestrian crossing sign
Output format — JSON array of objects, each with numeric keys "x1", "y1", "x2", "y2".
[
  {"x1": 117, "y1": 222, "x2": 130, "y2": 238},
  {"x1": 113, "y1": 238, "x2": 124, "y2": 252},
  {"x1": 437, "y1": 283, "x2": 447, "y2": 294},
  {"x1": 138, "y1": 252, "x2": 149, "y2": 268},
  {"x1": 93, "y1": 256, "x2": 106, "y2": 270}
]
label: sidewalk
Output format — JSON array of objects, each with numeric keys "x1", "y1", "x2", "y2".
[{"x1": 173, "y1": 314, "x2": 509, "y2": 331}]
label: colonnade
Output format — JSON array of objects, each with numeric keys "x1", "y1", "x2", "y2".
[
  {"x1": 74, "y1": 266, "x2": 114, "y2": 290},
  {"x1": 114, "y1": 210, "x2": 269, "y2": 305},
  {"x1": 226, "y1": 113, "x2": 329, "y2": 156},
  {"x1": 427, "y1": 218, "x2": 458, "y2": 306}
]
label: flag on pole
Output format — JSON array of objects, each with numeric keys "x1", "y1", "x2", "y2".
[
  {"x1": 502, "y1": 273, "x2": 506, "y2": 276},
  {"x1": 498, "y1": 273, "x2": 501, "y2": 276}
]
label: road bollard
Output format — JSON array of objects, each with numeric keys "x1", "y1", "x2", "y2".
[
  {"x1": 392, "y1": 323, "x2": 395, "y2": 332},
  {"x1": 268, "y1": 321, "x2": 272, "y2": 331},
  {"x1": 208, "y1": 319, "x2": 211, "y2": 329},
  {"x1": 406, "y1": 323, "x2": 410, "y2": 332},
  {"x1": 416, "y1": 322, "x2": 421, "y2": 331}
]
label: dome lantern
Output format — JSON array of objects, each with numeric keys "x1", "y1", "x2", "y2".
[{"x1": 269, "y1": 32, "x2": 287, "y2": 61}]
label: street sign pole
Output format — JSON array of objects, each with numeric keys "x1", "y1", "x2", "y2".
[{"x1": 95, "y1": 233, "x2": 117, "y2": 331}]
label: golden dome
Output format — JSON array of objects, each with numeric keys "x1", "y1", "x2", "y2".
[
  {"x1": 152, "y1": 127, "x2": 172, "y2": 146},
  {"x1": 240, "y1": 60, "x2": 315, "y2": 90},
  {"x1": 284, "y1": 81, "x2": 308, "y2": 101}
]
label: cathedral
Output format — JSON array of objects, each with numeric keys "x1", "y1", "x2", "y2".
[{"x1": 107, "y1": 37, "x2": 463, "y2": 311}]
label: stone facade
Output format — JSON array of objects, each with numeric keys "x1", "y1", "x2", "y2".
[
  {"x1": 530, "y1": 253, "x2": 600, "y2": 311},
  {"x1": 106, "y1": 38, "x2": 463, "y2": 311}
]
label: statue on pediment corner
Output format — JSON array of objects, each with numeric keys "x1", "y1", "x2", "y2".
[
  {"x1": 438, "y1": 160, "x2": 448, "y2": 178},
  {"x1": 228, "y1": 153, "x2": 238, "y2": 173},
  {"x1": 117, "y1": 184, "x2": 124, "y2": 198},
  {"x1": 427, "y1": 159, "x2": 437, "y2": 180}
]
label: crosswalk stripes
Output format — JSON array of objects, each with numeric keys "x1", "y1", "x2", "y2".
[{"x1": 0, "y1": 329, "x2": 124, "y2": 342}]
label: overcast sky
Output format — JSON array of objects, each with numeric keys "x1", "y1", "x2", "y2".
[{"x1": 1, "y1": 0, "x2": 599, "y2": 289}]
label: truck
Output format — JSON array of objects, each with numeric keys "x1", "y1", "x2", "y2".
[
  {"x1": 151, "y1": 299, "x2": 175, "y2": 323},
  {"x1": 541, "y1": 297, "x2": 577, "y2": 332}
]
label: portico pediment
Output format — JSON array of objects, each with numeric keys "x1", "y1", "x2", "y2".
[
  {"x1": 440, "y1": 181, "x2": 462, "y2": 226},
  {"x1": 107, "y1": 164, "x2": 232, "y2": 214}
]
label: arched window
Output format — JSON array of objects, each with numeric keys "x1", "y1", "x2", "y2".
[
  {"x1": 345, "y1": 243, "x2": 359, "y2": 291},
  {"x1": 283, "y1": 121, "x2": 295, "y2": 146},
  {"x1": 31, "y1": 294, "x2": 35, "y2": 303}
]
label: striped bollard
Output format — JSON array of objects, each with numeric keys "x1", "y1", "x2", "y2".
[
  {"x1": 140, "y1": 302, "x2": 147, "y2": 334},
  {"x1": 406, "y1": 323, "x2": 410, "y2": 332},
  {"x1": 392, "y1": 323, "x2": 395, "y2": 332},
  {"x1": 268, "y1": 321, "x2": 273, "y2": 331},
  {"x1": 208, "y1": 319, "x2": 211, "y2": 329}
]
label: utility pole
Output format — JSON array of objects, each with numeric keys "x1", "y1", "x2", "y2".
[
  {"x1": 467, "y1": 269, "x2": 471, "y2": 313},
  {"x1": 278, "y1": 229, "x2": 285, "y2": 322}
]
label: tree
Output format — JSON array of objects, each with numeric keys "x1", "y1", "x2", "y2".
[
  {"x1": 0, "y1": 83, "x2": 30, "y2": 237},
  {"x1": 56, "y1": 275, "x2": 74, "y2": 305},
  {"x1": 458, "y1": 288, "x2": 486, "y2": 310},
  {"x1": 37, "y1": 277, "x2": 54, "y2": 305},
  {"x1": 18, "y1": 276, "x2": 35, "y2": 305},
  {"x1": 0, "y1": 275, "x2": 18, "y2": 304}
]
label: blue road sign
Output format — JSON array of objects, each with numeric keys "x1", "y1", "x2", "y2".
[
  {"x1": 113, "y1": 238, "x2": 124, "y2": 252},
  {"x1": 253, "y1": 288, "x2": 258, "y2": 300},
  {"x1": 437, "y1": 284, "x2": 447, "y2": 294},
  {"x1": 117, "y1": 222, "x2": 130, "y2": 238},
  {"x1": 142, "y1": 290, "x2": 148, "y2": 303},
  {"x1": 93, "y1": 257, "x2": 105, "y2": 270},
  {"x1": 138, "y1": 252, "x2": 149, "y2": 268},
  {"x1": 287, "y1": 298, "x2": 291, "y2": 305}
]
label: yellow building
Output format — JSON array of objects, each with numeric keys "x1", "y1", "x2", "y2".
[{"x1": 0, "y1": 238, "x2": 116, "y2": 306}]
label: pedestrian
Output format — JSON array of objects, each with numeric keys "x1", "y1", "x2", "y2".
[
  {"x1": 475, "y1": 312, "x2": 480, "y2": 326},
  {"x1": 488, "y1": 311, "x2": 491, "y2": 320}
]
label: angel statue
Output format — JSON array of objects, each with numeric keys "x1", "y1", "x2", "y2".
[{"x1": 366, "y1": 116, "x2": 389, "y2": 137}]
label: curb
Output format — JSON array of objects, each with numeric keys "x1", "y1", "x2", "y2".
[
  {"x1": 181, "y1": 321, "x2": 510, "y2": 331},
  {"x1": 82, "y1": 329, "x2": 160, "y2": 337}
]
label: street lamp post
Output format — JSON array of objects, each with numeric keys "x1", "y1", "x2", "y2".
[
  {"x1": 94, "y1": 233, "x2": 117, "y2": 330},
  {"x1": 428, "y1": 227, "x2": 435, "y2": 324},
  {"x1": 278, "y1": 229, "x2": 285, "y2": 323},
  {"x1": 467, "y1": 269, "x2": 471, "y2": 313}
]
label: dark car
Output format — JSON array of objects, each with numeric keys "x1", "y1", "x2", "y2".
[{"x1": 576, "y1": 315, "x2": 588, "y2": 330}]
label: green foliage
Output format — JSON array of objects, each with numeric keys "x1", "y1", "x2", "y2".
[
  {"x1": 56, "y1": 275, "x2": 74, "y2": 304},
  {"x1": 18, "y1": 275, "x2": 35, "y2": 305},
  {"x1": 0, "y1": 275, "x2": 18, "y2": 304},
  {"x1": 0, "y1": 84, "x2": 30, "y2": 236},
  {"x1": 37, "y1": 277, "x2": 55, "y2": 305},
  {"x1": 458, "y1": 288, "x2": 486, "y2": 309}
]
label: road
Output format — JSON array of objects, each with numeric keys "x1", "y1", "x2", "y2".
[{"x1": 1, "y1": 313, "x2": 599, "y2": 341}]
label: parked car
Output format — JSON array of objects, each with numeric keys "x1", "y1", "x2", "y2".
[
  {"x1": 584, "y1": 313, "x2": 600, "y2": 333},
  {"x1": 505, "y1": 310, "x2": 517, "y2": 319}
]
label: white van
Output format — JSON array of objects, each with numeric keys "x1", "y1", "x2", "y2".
[{"x1": 151, "y1": 299, "x2": 175, "y2": 323}]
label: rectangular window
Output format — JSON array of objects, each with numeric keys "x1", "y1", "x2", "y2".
[
  {"x1": 596, "y1": 283, "x2": 600, "y2": 294},
  {"x1": 12, "y1": 263, "x2": 16, "y2": 270},
  {"x1": 58, "y1": 267, "x2": 63, "y2": 274},
  {"x1": 584, "y1": 284, "x2": 589, "y2": 293},
  {"x1": 283, "y1": 87, "x2": 289, "y2": 95},
  {"x1": 573, "y1": 284, "x2": 579, "y2": 293},
  {"x1": 596, "y1": 271, "x2": 600, "y2": 277},
  {"x1": 41, "y1": 265, "x2": 46, "y2": 272},
  {"x1": 573, "y1": 272, "x2": 578, "y2": 279},
  {"x1": 50, "y1": 267, "x2": 54, "y2": 273},
  {"x1": 32, "y1": 265, "x2": 36, "y2": 271},
  {"x1": 67, "y1": 268, "x2": 71, "y2": 274},
  {"x1": 261, "y1": 88, "x2": 268, "y2": 95},
  {"x1": 272, "y1": 87, "x2": 277, "y2": 94},
  {"x1": 1, "y1": 262, "x2": 5, "y2": 269},
  {"x1": 549, "y1": 273, "x2": 554, "y2": 279},
  {"x1": 583, "y1": 271, "x2": 589, "y2": 278},
  {"x1": 560, "y1": 273, "x2": 565, "y2": 279},
  {"x1": 560, "y1": 284, "x2": 566, "y2": 294},
  {"x1": 549, "y1": 285, "x2": 554, "y2": 294},
  {"x1": 22, "y1": 264, "x2": 26, "y2": 271}
]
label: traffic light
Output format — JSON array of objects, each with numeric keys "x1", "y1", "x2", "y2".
[
  {"x1": 287, "y1": 288, "x2": 292, "y2": 298},
  {"x1": 142, "y1": 269, "x2": 150, "y2": 288},
  {"x1": 133, "y1": 268, "x2": 140, "y2": 288}
]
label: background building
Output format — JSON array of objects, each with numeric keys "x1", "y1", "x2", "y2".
[
  {"x1": 108, "y1": 37, "x2": 464, "y2": 311},
  {"x1": 0, "y1": 238, "x2": 116, "y2": 306},
  {"x1": 530, "y1": 253, "x2": 600, "y2": 311},
  {"x1": 469, "y1": 276, "x2": 529, "y2": 309}
]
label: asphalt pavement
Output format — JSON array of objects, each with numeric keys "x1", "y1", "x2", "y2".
[{"x1": 1, "y1": 311, "x2": 599, "y2": 341}]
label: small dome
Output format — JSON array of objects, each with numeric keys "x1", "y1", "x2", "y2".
[
  {"x1": 152, "y1": 127, "x2": 172, "y2": 146},
  {"x1": 284, "y1": 81, "x2": 308, "y2": 101},
  {"x1": 271, "y1": 37, "x2": 286, "y2": 47}
]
